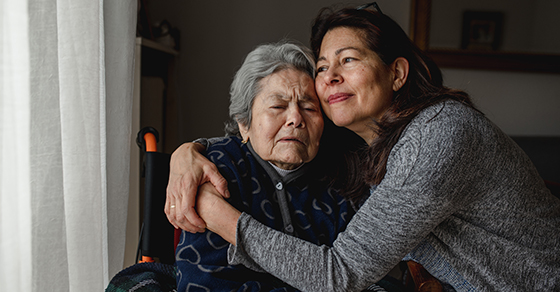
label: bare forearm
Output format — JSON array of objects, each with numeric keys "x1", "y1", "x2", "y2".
[
  {"x1": 204, "y1": 207, "x2": 240, "y2": 245},
  {"x1": 196, "y1": 183, "x2": 241, "y2": 244}
]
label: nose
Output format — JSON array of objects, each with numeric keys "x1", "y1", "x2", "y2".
[
  {"x1": 321, "y1": 66, "x2": 342, "y2": 86},
  {"x1": 286, "y1": 106, "x2": 304, "y2": 128}
]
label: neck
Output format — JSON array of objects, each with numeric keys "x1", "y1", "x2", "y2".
[
  {"x1": 348, "y1": 124, "x2": 376, "y2": 146},
  {"x1": 269, "y1": 162, "x2": 302, "y2": 177}
]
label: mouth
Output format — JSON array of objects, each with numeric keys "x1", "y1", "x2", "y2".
[
  {"x1": 278, "y1": 137, "x2": 305, "y2": 145},
  {"x1": 327, "y1": 93, "x2": 353, "y2": 105}
]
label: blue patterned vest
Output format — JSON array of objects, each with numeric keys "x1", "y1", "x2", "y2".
[{"x1": 176, "y1": 136, "x2": 354, "y2": 291}]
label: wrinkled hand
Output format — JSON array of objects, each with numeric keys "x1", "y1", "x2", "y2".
[
  {"x1": 197, "y1": 183, "x2": 241, "y2": 245},
  {"x1": 165, "y1": 142, "x2": 230, "y2": 233}
]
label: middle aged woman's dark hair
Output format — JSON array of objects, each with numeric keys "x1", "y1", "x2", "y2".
[{"x1": 311, "y1": 6, "x2": 476, "y2": 203}]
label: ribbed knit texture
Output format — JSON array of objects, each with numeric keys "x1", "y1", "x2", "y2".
[{"x1": 229, "y1": 101, "x2": 560, "y2": 292}]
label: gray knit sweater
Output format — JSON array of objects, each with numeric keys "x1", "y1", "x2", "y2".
[{"x1": 227, "y1": 100, "x2": 560, "y2": 292}]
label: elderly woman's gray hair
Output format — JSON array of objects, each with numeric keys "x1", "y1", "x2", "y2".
[{"x1": 224, "y1": 41, "x2": 316, "y2": 136}]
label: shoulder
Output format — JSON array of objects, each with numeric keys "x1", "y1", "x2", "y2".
[
  {"x1": 402, "y1": 100, "x2": 490, "y2": 145},
  {"x1": 388, "y1": 101, "x2": 492, "y2": 181},
  {"x1": 206, "y1": 136, "x2": 247, "y2": 161},
  {"x1": 414, "y1": 100, "x2": 483, "y2": 128},
  {"x1": 205, "y1": 136, "x2": 257, "y2": 176}
]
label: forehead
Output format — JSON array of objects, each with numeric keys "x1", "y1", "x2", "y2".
[
  {"x1": 319, "y1": 27, "x2": 368, "y2": 56},
  {"x1": 258, "y1": 69, "x2": 317, "y2": 101}
]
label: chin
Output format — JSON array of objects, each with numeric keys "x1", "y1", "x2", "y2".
[
  {"x1": 331, "y1": 118, "x2": 352, "y2": 128},
  {"x1": 279, "y1": 153, "x2": 307, "y2": 166}
]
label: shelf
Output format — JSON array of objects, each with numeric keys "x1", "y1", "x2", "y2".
[
  {"x1": 427, "y1": 49, "x2": 560, "y2": 74},
  {"x1": 136, "y1": 37, "x2": 179, "y2": 56}
]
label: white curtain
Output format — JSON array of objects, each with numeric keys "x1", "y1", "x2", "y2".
[{"x1": 0, "y1": 0, "x2": 137, "y2": 290}]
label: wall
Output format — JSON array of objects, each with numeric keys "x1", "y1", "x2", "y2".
[
  {"x1": 126, "y1": 0, "x2": 559, "y2": 270},
  {"x1": 130, "y1": 0, "x2": 560, "y2": 268},
  {"x1": 428, "y1": 0, "x2": 560, "y2": 136},
  {"x1": 443, "y1": 69, "x2": 560, "y2": 136},
  {"x1": 144, "y1": 0, "x2": 410, "y2": 146},
  {"x1": 145, "y1": 0, "x2": 559, "y2": 143},
  {"x1": 430, "y1": 0, "x2": 560, "y2": 54}
]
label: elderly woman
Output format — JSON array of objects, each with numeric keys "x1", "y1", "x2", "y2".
[
  {"x1": 173, "y1": 41, "x2": 356, "y2": 292},
  {"x1": 169, "y1": 4, "x2": 560, "y2": 292}
]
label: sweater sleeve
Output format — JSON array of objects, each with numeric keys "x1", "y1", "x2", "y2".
[
  {"x1": 228, "y1": 103, "x2": 487, "y2": 292},
  {"x1": 193, "y1": 136, "x2": 227, "y2": 149}
]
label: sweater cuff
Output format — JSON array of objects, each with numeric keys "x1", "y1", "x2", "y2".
[
  {"x1": 192, "y1": 137, "x2": 209, "y2": 149},
  {"x1": 227, "y1": 212, "x2": 266, "y2": 272},
  {"x1": 192, "y1": 137, "x2": 224, "y2": 149}
]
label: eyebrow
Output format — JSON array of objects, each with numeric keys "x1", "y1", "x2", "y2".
[
  {"x1": 317, "y1": 46, "x2": 361, "y2": 62},
  {"x1": 268, "y1": 93, "x2": 316, "y2": 103}
]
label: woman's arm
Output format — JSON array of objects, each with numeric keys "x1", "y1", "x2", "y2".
[
  {"x1": 196, "y1": 182, "x2": 241, "y2": 244},
  {"x1": 165, "y1": 141, "x2": 230, "y2": 232},
  {"x1": 203, "y1": 104, "x2": 483, "y2": 292}
]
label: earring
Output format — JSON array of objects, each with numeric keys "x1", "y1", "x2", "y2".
[{"x1": 241, "y1": 139, "x2": 248, "y2": 144}]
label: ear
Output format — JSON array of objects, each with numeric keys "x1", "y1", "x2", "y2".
[
  {"x1": 238, "y1": 122, "x2": 250, "y2": 142},
  {"x1": 391, "y1": 57, "x2": 409, "y2": 92}
]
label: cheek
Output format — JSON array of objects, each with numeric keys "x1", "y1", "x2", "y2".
[
  {"x1": 247, "y1": 129, "x2": 274, "y2": 158},
  {"x1": 253, "y1": 118, "x2": 281, "y2": 143},
  {"x1": 309, "y1": 118, "x2": 324, "y2": 145},
  {"x1": 315, "y1": 81, "x2": 327, "y2": 99},
  {"x1": 318, "y1": 99, "x2": 331, "y2": 118}
]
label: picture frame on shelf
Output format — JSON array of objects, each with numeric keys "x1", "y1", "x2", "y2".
[{"x1": 461, "y1": 11, "x2": 504, "y2": 51}]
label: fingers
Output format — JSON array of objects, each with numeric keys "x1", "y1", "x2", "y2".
[
  {"x1": 165, "y1": 177, "x2": 206, "y2": 233},
  {"x1": 165, "y1": 197, "x2": 205, "y2": 233},
  {"x1": 205, "y1": 165, "x2": 231, "y2": 199},
  {"x1": 164, "y1": 198, "x2": 179, "y2": 229},
  {"x1": 165, "y1": 181, "x2": 183, "y2": 230},
  {"x1": 164, "y1": 177, "x2": 179, "y2": 229},
  {"x1": 180, "y1": 181, "x2": 206, "y2": 231},
  {"x1": 163, "y1": 141, "x2": 231, "y2": 233},
  {"x1": 165, "y1": 143, "x2": 189, "y2": 229}
]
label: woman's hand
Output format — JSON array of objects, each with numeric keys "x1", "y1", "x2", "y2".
[
  {"x1": 165, "y1": 142, "x2": 230, "y2": 233},
  {"x1": 197, "y1": 183, "x2": 241, "y2": 245}
]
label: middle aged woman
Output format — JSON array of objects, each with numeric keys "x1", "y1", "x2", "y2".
[
  {"x1": 173, "y1": 41, "x2": 363, "y2": 291},
  {"x1": 168, "y1": 4, "x2": 560, "y2": 292}
]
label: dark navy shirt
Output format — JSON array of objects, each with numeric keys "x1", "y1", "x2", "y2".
[{"x1": 175, "y1": 137, "x2": 353, "y2": 291}]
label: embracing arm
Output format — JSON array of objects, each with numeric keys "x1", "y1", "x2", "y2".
[
  {"x1": 204, "y1": 103, "x2": 486, "y2": 292},
  {"x1": 200, "y1": 148, "x2": 439, "y2": 291},
  {"x1": 165, "y1": 140, "x2": 230, "y2": 232}
]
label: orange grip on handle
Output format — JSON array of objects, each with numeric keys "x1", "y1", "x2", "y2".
[
  {"x1": 144, "y1": 133, "x2": 157, "y2": 152},
  {"x1": 140, "y1": 256, "x2": 155, "y2": 263}
]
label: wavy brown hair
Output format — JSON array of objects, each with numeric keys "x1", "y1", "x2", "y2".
[{"x1": 311, "y1": 6, "x2": 476, "y2": 203}]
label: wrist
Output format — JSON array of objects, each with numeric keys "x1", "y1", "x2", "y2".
[
  {"x1": 206, "y1": 205, "x2": 241, "y2": 245},
  {"x1": 197, "y1": 183, "x2": 240, "y2": 244}
]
